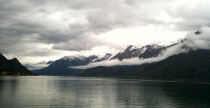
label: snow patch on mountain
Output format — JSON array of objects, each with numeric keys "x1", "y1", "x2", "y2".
[
  {"x1": 61, "y1": 55, "x2": 87, "y2": 61},
  {"x1": 129, "y1": 46, "x2": 138, "y2": 51}
]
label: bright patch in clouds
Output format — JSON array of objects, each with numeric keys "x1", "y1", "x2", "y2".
[{"x1": 98, "y1": 25, "x2": 186, "y2": 47}]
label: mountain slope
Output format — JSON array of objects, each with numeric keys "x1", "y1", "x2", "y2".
[
  {"x1": 112, "y1": 45, "x2": 143, "y2": 60},
  {"x1": 0, "y1": 53, "x2": 35, "y2": 76},
  {"x1": 111, "y1": 44, "x2": 176, "y2": 60},
  {"x1": 33, "y1": 55, "x2": 98, "y2": 76},
  {"x1": 79, "y1": 49, "x2": 210, "y2": 82},
  {"x1": 33, "y1": 53, "x2": 114, "y2": 76}
]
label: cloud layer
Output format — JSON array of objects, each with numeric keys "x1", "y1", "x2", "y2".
[{"x1": 0, "y1": 0, "x2": 210, "y2": 63}]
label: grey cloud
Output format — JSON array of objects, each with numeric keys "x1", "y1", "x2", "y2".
[
  {"x1": 1, "y1": 0, "x2": 210, "y2": 61},
  {"x1": 28, "y1": 0, "x2": 47, "y2": 5},
  {"x1": 166, "y1": 0, "x2": 210, "y2": 31},
  {"x1": 37, "y1": 31, "x2": 71, "y2": 44},
  {"x1": 52, "y1": 37, "x2": 104, "y2": 51},
  {"x1": 0, "y1": 21, "x2": 43, "y2": 37}
]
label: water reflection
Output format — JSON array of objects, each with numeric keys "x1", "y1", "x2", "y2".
[{"x1": 0, "y1": 76, "x2": 210, "y2": 108}]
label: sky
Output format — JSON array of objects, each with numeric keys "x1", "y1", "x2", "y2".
[{"x1": 0, "y1": 0, "x2": 210, "y2": 64}]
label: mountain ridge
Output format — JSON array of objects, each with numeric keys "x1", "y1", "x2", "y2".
[
  {"x1": 32, "y1": 43, "x2": 171, "y2": 76},
  {"x1": 79, "y1": 49, "x2": 210, "y2": 82}
]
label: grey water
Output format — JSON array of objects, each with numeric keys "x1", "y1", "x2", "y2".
[{"x1": 0, "y1": 76, "x2": 210, "y2": 108}]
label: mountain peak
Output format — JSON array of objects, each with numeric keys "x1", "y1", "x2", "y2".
[
  {"x1": 101, "y1": 53, "x2": 112, "y2": 60},
  {"x1": 104, "y1": 53, "x2": 112, "y2": 57},
  {"x1": 10, "y1": 58, "x2": 19, "y2": 63},
  {"x1": 61, "y1": 55, "x2": 86, "y2": 61},
  {"x1": 0, "y1": 54, "x2": 35, "y2": 75},
  {"x1": 125, "y1": 45, "x2": 138, "y2": 52},
  {"x1": 0, "y1": 53, "x2": 7, "y2": 60},
  {"x1": 38, "y1": 61, "x2": 47, "y2": 64},
  {"x1": 195, "y1": 30, "x2": 201, "y2": 35},
  {"x1": 127, "y1": 45, "x2": 133, "y2": 48}
]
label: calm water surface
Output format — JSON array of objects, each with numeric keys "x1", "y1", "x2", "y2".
[{"x1": 0, "y1": 76, "x2": 210, "y2": 108}]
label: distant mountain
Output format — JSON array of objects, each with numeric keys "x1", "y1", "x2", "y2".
[
  {"x1": 112, "y1": 45, "x2": 144, "y2": 60},
  {"x1": 33, "y1": 55, "x2": 97, "y2": 76},
  {"x1": 0, "y1": 53, "x2": 35, "y2": 76},
  {"x1": 24, "y1": 60, "x2": 54, "y2": 70},
  {"x1": 138, "y1": 45, "x2": 166, "y2": 59},
  {"x1": 92, "y1": 53, "x2": 112, "y2": 62},
  {"x1": 79, "y1": 49, "x2": 210, "y2": 82},
  {"x1": 33, "y1": 53, "x2": 115, "y2": 76},
  {"x1": 111, "y1": 43, "x2": 177, "y2": 60}
]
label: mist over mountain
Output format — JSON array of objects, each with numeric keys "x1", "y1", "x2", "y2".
[
  {"x1": 79, "y1": 49, "x2": 210, "y2": 82},
  {"x1": 32, "y1": 26, "x2": 210, "y2": 78},
  {"x1": 112, "y1": 44, "x2": 167, "y2": 60},
  {"x1": 24, "y1": 60, "x2": 54, "y2": 70},
  {"x1": 78, "y1": 27, "x2": 210, "y2": 81}
]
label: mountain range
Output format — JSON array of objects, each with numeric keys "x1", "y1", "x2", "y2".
[
  {"x1": 78, "y1": 30, "x2": 210, "y2": 81},
  {"x1": 79, "y1": 49, "x2": 210, "y2": 82},
  {"x1": 32, "y1": 42, "x2": 177, "y2": 76},
  {"x1": 22, "y1": 30, "x2": 210, "y2": 81}
]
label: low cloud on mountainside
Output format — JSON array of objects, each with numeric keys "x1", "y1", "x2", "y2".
[
  {"x1": 185, "y1": 26, "x2": 210, "y2": 50},
  {"x1": 72, "y1": 26, "x2": 210, "y2": 69}
]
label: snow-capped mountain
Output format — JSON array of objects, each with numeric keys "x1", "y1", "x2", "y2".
[
  {"x1": 138, "y1": 44, "x2": 167, "y2": 59},
  {"x1": 50, "y1": 53, "x2": 113, "y2": 67},
  {"x1": 112, "y1": 45, "x2": 143, "y2": 60},
  {"x1": 32, "y1": 53, "x2": 115, "y2": 75},
  {"x1": 51, "y1": 55, "x2": 98, "y2": 67},
  {"x1": 92, "y1": 53, "x2": 113, "y2": 62},
  {"x1": 111, "y1": 43, "x2": 176, "y2": 60}
]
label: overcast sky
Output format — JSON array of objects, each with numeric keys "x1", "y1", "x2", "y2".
[{"x1": 0, "y1": 0, "x2": 210, "y2": 63}]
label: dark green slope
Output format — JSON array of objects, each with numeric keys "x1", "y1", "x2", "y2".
[
  {"x1": 0, "y1": 53, "x2": 35, "y2": 76},
  {"x1": 79, "y1": 50, "x2": 210, "y2": 81}
]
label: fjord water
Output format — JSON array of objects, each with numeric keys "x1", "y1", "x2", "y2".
[{"x1": 0, "y1": 76, "x2": 210, "y2": 108}]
